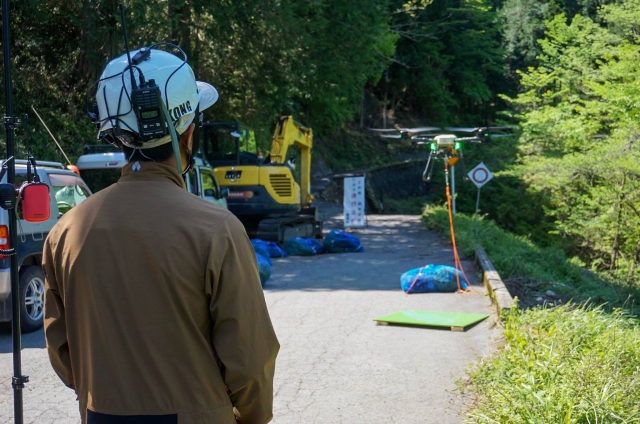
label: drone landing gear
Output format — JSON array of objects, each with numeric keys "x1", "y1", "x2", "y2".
[{"x1": 422, "y1": 150, "x2": 435, "y2": 182}]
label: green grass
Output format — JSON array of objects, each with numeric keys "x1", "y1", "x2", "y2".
[
  {"x1": 464, "y1": 305, "x2": 640, "y2": 423},
  {"x1": 422, "y1": 206, "x2": 639, "y2": 308}
]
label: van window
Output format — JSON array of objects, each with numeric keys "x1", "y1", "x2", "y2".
[
  {"x1": 13, "y1": 173, "x2": 27, "y2": 189},
  {"x1": 80, "y1": 168, "x2": 121, "y2": 193},
  {"x1": 186, "y1": 169, "x2": 199, "y2": 196},
  {"x1": 200, "y1": 170, "x2": 219, "y2": 200},
  {"x1": 49, "y1": 173, "x2": 91, "y2": 216}
]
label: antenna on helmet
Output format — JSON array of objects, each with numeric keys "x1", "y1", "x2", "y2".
[
  {"x1": 119, "y1": 3, "x2": 137, "y2": 90},
  {"x1": 106, "y1": 3, "x2": 183, "y2": 174}
]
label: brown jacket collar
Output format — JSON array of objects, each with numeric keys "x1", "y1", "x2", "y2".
[{"x1": 119, "y1": 161, "x2": 186, "y2": 190}]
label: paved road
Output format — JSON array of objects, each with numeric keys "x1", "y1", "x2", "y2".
[{"x1": 0, "y1": 211, "x2": 497, "y2": 423}]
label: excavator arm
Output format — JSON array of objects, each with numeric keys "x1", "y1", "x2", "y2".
[{"x1": 269, "y1": 115, "x2": 314, "y2": 208}]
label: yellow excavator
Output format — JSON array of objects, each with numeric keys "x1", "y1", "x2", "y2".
[{"x1": 202, "y1": 116, "x2": 322, "y2": 242}]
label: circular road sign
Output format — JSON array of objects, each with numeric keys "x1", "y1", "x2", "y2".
[{"x1": 468, "y1": 162, "x2": 493, "y2": 188}]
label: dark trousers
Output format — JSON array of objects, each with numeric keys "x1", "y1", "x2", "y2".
[{"x1": 87, "y1": 410, "x2": 178, "y2": 424}]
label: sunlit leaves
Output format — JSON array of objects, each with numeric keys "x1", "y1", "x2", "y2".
[{"x1": 509, "y1": 4, "x2": 640, "y2": 279}]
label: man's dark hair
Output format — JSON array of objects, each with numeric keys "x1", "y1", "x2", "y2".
[{"x1": 121, "y1": 142, "x2": 175, "y2": 162}]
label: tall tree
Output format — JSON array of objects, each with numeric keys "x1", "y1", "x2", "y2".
[
  {"x1": 380, "y1": 0, "x2": 505, "y2": 126},
  {"x1": 507, "y1": 7, "x2": 640, "y2": 279}
]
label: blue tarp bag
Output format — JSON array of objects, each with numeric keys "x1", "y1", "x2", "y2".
[
  {"x1": 251, "y1": 239, "x2": 272, "y2": 265},
  {"x1": 266, "y1": 241, "x2": 288, "y2": 258},
  {"x1": 323, "y1": 229, "x2": 364, "y2": 253},
  {"x1": 400, "y1": 264, "x2": 467, "y2": 293},
  {"x1": 256, "y1": 253, "x2": 272, "y2": 286},
  {"x1": 283, "y1": 237, "x2": 325, "y2": 256}
]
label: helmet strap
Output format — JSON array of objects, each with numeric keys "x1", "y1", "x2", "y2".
[
  {"x1": 181, "y1": 104, "x2": 200, "y2": 176},
  {"x1": 160, "y1": 100, "x2": 182, "y2": 175}
]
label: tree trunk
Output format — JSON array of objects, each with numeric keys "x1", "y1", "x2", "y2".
[
  {"x1": 180, "y1": 2, "x2": 192, "y2": 60},
  {"x1": 628, "y1": 239, "x2": 640, "y2": 279},
  {"x1": 77, "y1": 0, "x2": 91, "y2": 80},
  {"x1": 360, "y1": 89, "x2": 365, "y2": 129},
  {"x1": 168, "y1": 0, "x2": 191, "y2": 59},
  {"x1": 610, "y1": 173, "x2": 627, "y2": 270}
]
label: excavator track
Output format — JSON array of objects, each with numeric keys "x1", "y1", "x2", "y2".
[{"x1": 257, "y1": 214, "x2": 323, "y2": 243}]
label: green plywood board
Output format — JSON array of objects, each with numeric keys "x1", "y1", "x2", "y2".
[{"x1": 374, "y1": 310, "x2": 489, "y2": 331}]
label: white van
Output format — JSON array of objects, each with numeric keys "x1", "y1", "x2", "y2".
[
  {"x1": 0, "y1": 160, "x2": 93, "y2": 332},
  {"x1": 76, "y1": 146, "x2": 228, "y2": 209}
]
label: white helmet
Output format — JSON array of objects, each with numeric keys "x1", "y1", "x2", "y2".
[{"x1": 95, "y1": 47, "x2": 218, "y2": 149}]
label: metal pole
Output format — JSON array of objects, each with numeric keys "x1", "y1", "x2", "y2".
[
  {"x1": 3, "y1": 0, "x2": 27, "y2": 422},
  {"x1": 474, "y1": 187, "x2": 481, "y2": 225},
  {"x1": 451, "y1": 164, "x2": 456, "y2": 215}
]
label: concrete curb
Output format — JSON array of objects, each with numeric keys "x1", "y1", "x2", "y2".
[{"x1": 475, "y1": 244, "x2": 515, "y2": 315}]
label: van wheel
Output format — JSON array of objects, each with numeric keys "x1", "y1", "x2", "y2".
[{"x1": 19, "y1": 266, "x2": 45, "y2": 333}]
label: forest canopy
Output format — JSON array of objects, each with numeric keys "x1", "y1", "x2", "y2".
[{"x1": 0, "y1": 0, "x2": 507, "y2": 155}]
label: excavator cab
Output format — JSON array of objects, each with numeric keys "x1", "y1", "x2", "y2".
[{"x1": 202, "y1": 121, "x2": 259, "y2": 167}]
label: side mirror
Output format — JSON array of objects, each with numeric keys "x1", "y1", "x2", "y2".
[{"x1": 220, "y1": 188, "x2": 230, "y2": 198}]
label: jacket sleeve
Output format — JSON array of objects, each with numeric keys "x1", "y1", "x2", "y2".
[
  {"x1": 206, "y1": 215, "x2": 279, "y2": 424},
  {"x1": 42, "y1": 236, "x2": 74, "y2": 389}
]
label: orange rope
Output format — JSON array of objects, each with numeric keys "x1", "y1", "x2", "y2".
[
  {"x1": 404, "y1": 265, "x2": 427, "y2": 294},
  {"x1": 443, "y1": 162, "x2": 481, "y2": 295},
  {"x1": 445, "y1": 185, "x2": 471, "y2": 293},
  {"x1": 406, "y1": 160, "x2": 481, "y2": 296}
]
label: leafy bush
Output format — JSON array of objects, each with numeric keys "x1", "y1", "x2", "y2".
[{"x1": 465, "y1": 305, "x2": 640, "y2": 423}]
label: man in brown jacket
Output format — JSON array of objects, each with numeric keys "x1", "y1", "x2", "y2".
[{"x1": 43, "y1": 47, "x2": 279, "y2": 423}]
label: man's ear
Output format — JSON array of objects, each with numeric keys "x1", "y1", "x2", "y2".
[{"x1": 180, "y1": 123, "x2": 196, "y2": 151}]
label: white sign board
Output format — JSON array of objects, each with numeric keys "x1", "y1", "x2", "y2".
[
  {"x1": 344, "y1": 176, "x2": 366, "y2": 228},
  {"x1": 468, "y1": 162, "x2": 494, "y2": 189}
]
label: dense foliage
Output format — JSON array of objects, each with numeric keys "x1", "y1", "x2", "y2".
[
  {"x1": 1, "y1": 0, "x2": 398, "y2": 156},
  {"x1": 507, "y1": 1, "x2": 640, "y2": 283},
  {"x1": 378, "y1": 0, "x2": 506, "y2": 125},
  {"x1": 0, "y1": 0, "x2": 507, "y2": 156}
]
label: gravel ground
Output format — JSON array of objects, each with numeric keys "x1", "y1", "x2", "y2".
[{"x1": 0, "y1": 205, "x2": 498, "y2": 423}]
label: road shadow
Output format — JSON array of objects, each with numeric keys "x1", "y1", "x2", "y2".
[
  {"x1": 264, "y1": 212, "x2": 485, "y2": 292},
  {"x1": 0, "y1": 325, "x2": 46, "y2": 353}
]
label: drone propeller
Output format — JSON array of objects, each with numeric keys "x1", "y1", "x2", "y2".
[
  {"x1": 444, "y1": 126, "x2": 514, "y2": 133},
  {"x1": 401, "y1": 126, "x2": 442, "y2": 133},
  {"x1": 411, "y1": 135, "x2": 436, "y2": 141},
  {"x1": 369, "y1": 126, "x2": 441, "y2": 134},
  {"x1": 444, "y1": 127, "x2": 477, "y2": 132}
]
